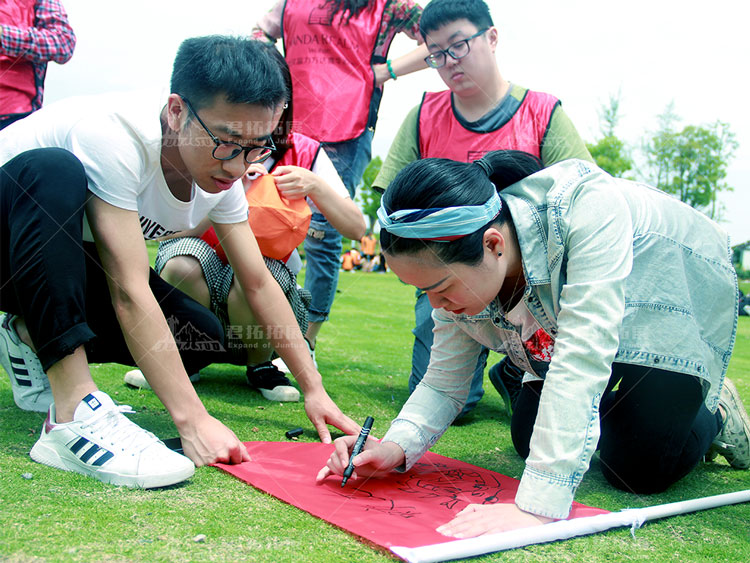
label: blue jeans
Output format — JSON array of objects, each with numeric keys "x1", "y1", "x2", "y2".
[
  {"x1": 323, "y1": 128, "x2": 374, "y2": 198},
  {"x1": 409, "y1": 291, "x2": 488, "y2": 416},
  {"x1": 304, "y1": 213, "x2": 343, "y2": 323},
  {"x1": 304, "y1": 129, "x2": 373, "y2": 322}
]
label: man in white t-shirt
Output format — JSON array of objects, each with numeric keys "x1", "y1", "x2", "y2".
[{"x1": 0, "y1": 36, "x2": 358, "y2": 489}]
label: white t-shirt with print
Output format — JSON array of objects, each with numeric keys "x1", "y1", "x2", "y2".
[{"x1": 0, "y1": 90, "x2": 249, "y2": 242}]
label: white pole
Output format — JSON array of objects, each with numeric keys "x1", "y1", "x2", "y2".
[{"x1": 390, "y1": 489, "x2": 750, "y2": 563}]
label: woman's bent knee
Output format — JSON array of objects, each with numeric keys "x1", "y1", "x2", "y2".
[
  {"x1": 599, "y1": 450, "x2": 684, "y2": 495},
  {"x1": 160, "y1": 256, "x2": 209, "y2": 305}
]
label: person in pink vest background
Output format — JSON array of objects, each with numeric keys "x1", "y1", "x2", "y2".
[
  {"x1": 0, "y1": 0, "x2": 76, "y2": 130},
  {"x1": 252, "y1": 0, "x2": 429, "y2": 357},
  {"x1": 373, "y1": 0, "x2": 594, "y2": 419}
]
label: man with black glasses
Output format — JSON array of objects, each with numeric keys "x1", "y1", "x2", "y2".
[
  {"x1": 373, "y1": 0, "x2": 593, "y2": 419},
  {"x1": 0, "y1": 35, "x2": 357, "y2": 488}
]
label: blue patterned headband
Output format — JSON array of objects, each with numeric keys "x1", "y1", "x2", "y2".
[{"x1": 377, "y1": 190, "x2": 502, "y2": 241}]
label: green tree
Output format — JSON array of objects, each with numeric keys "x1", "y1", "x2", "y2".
[
  {"x1": 356, "y1": 156, "x2": 383, "y2": 229},
  {"x1": 644, "y1": 104, "x2": 737, "y2": 220},
  {"x1": 585, "y1": 93, "x2": 633, "y2": 178},
  {"x1": 587, "y1": 135, "x2": 634, "y2": 178}
]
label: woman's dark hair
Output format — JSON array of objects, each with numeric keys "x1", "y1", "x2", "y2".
[
  {"x1": 260, "y1": 44, "x2": 294, "y2": 161},
  {"x1": 420, "y1": 0, "x2": 494, "y2": 39},
  {"x1": 170, "y1": 36, "x2": 287, "y2": 111},
  {"x1": 325, "y1": 0, "x2": 370, "y2": 24},
  {"x1": 380, "y1": 150, "x2": 542, "y2": 265}
]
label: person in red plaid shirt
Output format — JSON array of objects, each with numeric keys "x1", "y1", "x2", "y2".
[{"x1": 0, "y1": 0, "x2": 76, "y2": 130}]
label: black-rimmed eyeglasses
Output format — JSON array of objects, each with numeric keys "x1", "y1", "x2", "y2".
[
  {"x1": 424, "y1": 28, "x2": 489, "y2": 69},
  {"x1": 179, "y1": 96, "x2": 276, "y2": 164}
]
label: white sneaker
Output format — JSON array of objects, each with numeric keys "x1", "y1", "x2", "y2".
[
  {"x1": 30, "y1": 391, "x2": 195, "y2": 488},
  {"x1": 124, "y1": 369, "x2": 200, "y2": 391},
  {"x1": 0, "y1": 313, "x2": 52, "y2": 412}
]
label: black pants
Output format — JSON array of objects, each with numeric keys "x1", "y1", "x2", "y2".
[
  {"x1": 1, "y1": 148, "x2": 223, "y2": 373},
  {"x1": 510, "y1": 363, "x2": 723, "y2": 495}
]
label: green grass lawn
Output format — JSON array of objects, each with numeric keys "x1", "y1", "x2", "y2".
[{"x1": 2, "y1": 270, "x2": 749, "y2": 562}]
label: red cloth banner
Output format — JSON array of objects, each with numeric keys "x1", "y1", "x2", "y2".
[{"x1": 214, "y1": 442, "x2": 608, "y2": 553}]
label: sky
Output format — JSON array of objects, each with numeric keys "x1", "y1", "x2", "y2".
[{"x1": 44, "y1": 0, "x2": 750, "y2": 245}]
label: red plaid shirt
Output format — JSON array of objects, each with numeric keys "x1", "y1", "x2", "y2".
[{"x1": 0, "y1": 0, "x2": 76, "y2": 114}]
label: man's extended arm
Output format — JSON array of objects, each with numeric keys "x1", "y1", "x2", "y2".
[
  {"x1": 85, "y1": 194, "x2": 249, "y2": 467},
  {"x1": 215, "y1": 219, "x2": 359, "y2": 443}
]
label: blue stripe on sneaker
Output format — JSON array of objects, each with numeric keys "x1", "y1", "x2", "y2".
[
  {"x1": 92, "y1": 450, "x2": 114, "y2": 466},
  {"x1": 70, "y1": 437, "x2": 88, "y2": 453},
  {"x1": 68, "y1": 437, "x2": 114, "y2": 466},
  {"x1": 82, "y1": 393, "x2": 101, "y2": 411},
  {"x1": 79, "y1": 444, "x2": 101, "y2": 463},
  {"x1": 9, "y1": 355, "x2": 31, "y2": 385}
]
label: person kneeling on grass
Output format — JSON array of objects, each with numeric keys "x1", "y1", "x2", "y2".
[
  {"x1": 318, "y1": 150, "x2": 750, "y2": 536},
  {"x1": 123, "y1": 46, "x2": 367, "y2": 402},
  {"x1": 0, "y1": 36, "x2": 358, "y2": 490}
]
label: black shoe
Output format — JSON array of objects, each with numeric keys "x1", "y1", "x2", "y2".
[
  {"x1": 488, "y1": 358, "x2": 523, "y2": 416},
  {"x1": 246, "y1": 361, "x2": 300, "y2": 402}
]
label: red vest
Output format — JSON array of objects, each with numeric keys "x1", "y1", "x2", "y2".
[
  {"x1": 200, "y1": 133, "x2": 321, "y2": 264},
  {"x1": 0, "y1": 0, "x2": 36, "y2": 115},
  {"x1": 418, "y1": 89, "x2": 559, "y2": 162},
  {"x1": 282, "y1": 0, "x2": 389, "y2": 142},
  {"x1": 276, "y1": 131, "x2": 322, "y2": 171}
]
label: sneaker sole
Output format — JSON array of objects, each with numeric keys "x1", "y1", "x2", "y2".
[
  {"x1": 259, "y1": 386, "x2": 300, "y2": 402},
  {"x1": 30, "y1": 439, "x2": 195, "y2": 488}
]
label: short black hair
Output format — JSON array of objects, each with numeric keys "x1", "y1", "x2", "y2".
[
  {"x1": 380, "y1": 151, "x2": 541, "y2": 266},
  {"x1": 420, "y1": 0, "x2": 494, "y2": 39},
  {"x1": 170, "y1": 36, "x2": 287, "y2": 111}
]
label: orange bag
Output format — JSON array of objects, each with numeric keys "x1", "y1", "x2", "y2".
[{"x1": 245, "y1": 174, "x2": 311, "y2": 261}]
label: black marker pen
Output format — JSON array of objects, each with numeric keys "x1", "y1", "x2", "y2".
[{"x1": 341, "y1": 416, "x2": 374, "y2": 487}]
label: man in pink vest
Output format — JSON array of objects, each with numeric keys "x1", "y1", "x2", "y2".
[
  {"x1": 373, "y1": 0, "x2": 594, "y2": 418},
  {"x1": 0, "y1": 0, "x2": 76, "y2": 130}
]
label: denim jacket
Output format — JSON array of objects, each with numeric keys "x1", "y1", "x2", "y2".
[{"x1": 382, "y1": 159, "x2": 738, "y2": 519}]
